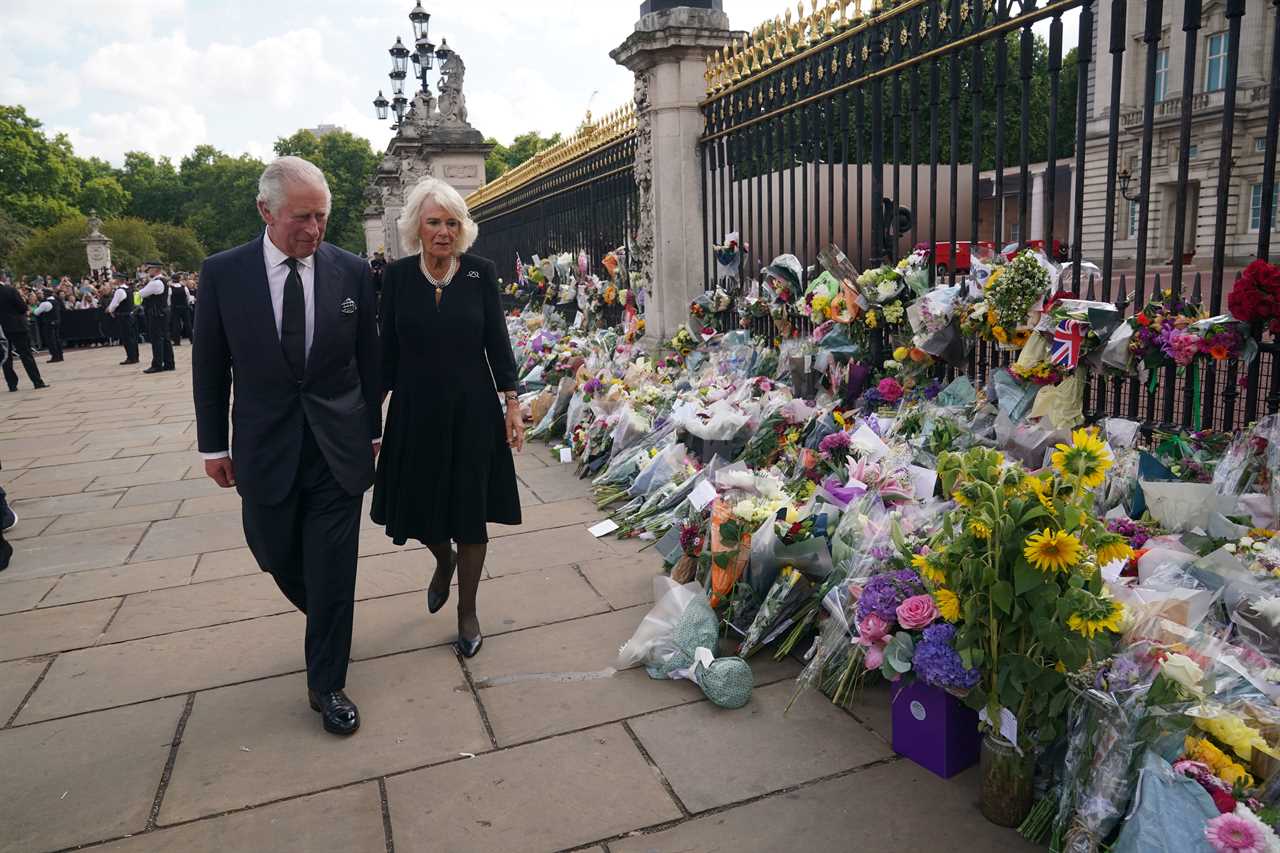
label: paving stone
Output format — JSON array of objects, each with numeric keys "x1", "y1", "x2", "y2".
[
  {"x1": 4, "y1": 515, "x2": 53, "y2": 541},
  {"x1": 846, "y1": 680, "x2": 893, "y2": 744},
  {"x1": 577, "y1": 550, "x2": 664, "y2": 610},
  {"x1": 130, "y1": 510, "x2": 246, "y2": 561},
  {"x1": 387, "y1": 724, "x2": 681, "y2": 853},
  {"x1": 516, "y1": 482, "x2": 543, "y2": 507},
  {"x1": 159, "y1": 649, "x2": 489, "y2": 824},
  {"x1": 611, "y1": 760, "x2": 1038, "y2": 853},
  {"x1": 484, "y1": 525, "x2": 616, "y2": 578},
  {"x1": 0, "y1": 696, "x2": 184, "y2": 853},
  {"x1": 513, "y1": 451, "x2": 548, "y2": 472},
  {"x1": 87, "y1": 783, "x2": 387, "y2": 852},
  {"x1": 487, "y1": 497, "x2": 601, "y2": 540},
  {"x1": 0, "y1": 657, "x2": 47, "y2": 721},
  {"x1": 102, "y1": 572, "x2": 290, "y2": 642},
  {"x1": 351, "y1": 563, "x2": 608, "y2": 660},
  {"x1": 115, "y1": 476, "x2": 226, "y2": 506},
  {"x1": 112, "y1": 437, "x2": 204, "y2": 459},
  {"x1": 354, "y1": 548, "x2": 436, "y2": 600},
  {"x1": 517, "y1": 464, "x2": 595, "y2": 502},
  {"x1": 9, "y1": 489, "x2": 125, "y2": 519},
  {"x1": 27, "y1": 445, "x2": 123, "y2": 468},
  {"x1": 357, "y1": 525, "x2": 424, "y2": 557},
  {"x1": 0, "y1": 576, "x2": 58, "y2": 614},
  {"x1": 17, "y1": 611, "x2": 305, "y2": 723},
  {"x1": 45, "y1": 499, "x2": 180, "y2": 534},
  {"x1": 6, "y1": 522, "x2": 150, "y2": 580},
  {"x1": 14, "y1": 456, "x2": 146, "y2": 485},
  {"x1": 191, "y1": 547, "x2": 260, "y2": 582},
  {"x1": 41, "y1": 556, "x2": 197, "y2": 607},
  {"x1": 0, "y1": 475, "x2": 93, "y2": 499},
  {"x1": 469, "y1": 607, "x2": 701, "y2": 746},
  {"x1": 0, "y1": 596, "x2": 121, "y2": 661},
  {"x1": 176, "y1": 490, "x2": 242, "y2": 516},
  {"x1": 628, "y1": 680, "x2": 893, "y2": 812}
]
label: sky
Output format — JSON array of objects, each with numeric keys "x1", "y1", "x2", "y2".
[{"x1": 0, "y1": 1, "x2": 1079, "y2": 166}]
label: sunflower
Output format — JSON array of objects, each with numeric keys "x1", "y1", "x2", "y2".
[
  {"x1": 1095, "y1": 537, "x2": 1134, "y2": 567},
  {"x1": 912, "y1": 553, "x2": 946, "y2": 585},
  {"x1": 933, "y1": 587, "x2": 960, "y2": 622},
  {"x1": 1024, "y1": 528, "x2": 1082, "y2": 573},
  {"x1": 969, "y1": 520, "x2": 992, "y2": 540},
  {"x1": 1067, "y1": 598, "x2": 1125, "y2": 638},
  {"x1": 1022, "y1": 475, "x2": 1057, "y2": 515},
  {"x1": 1050, "y1": 428, "x2": 1113, "y2": 489}
]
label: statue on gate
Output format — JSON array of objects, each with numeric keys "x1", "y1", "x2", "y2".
[{"x1": 437, "y1": 45, "x2": 468, "y2": 126}]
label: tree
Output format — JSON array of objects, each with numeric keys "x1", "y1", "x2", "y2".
[
  {"x1": 101, "y1": 217, "x2": 160, "y2": 274},
  {"x1": 273, "y1": 129, "x2": 378, "y2": 253},
  {"x1": 120, "y1": 151, "x2": 188, "y2": 224},
  {"x1": 179, "y1": 145, "x2": 267, "y2": 253},
  {"x1": 12, "y1": 216, "x2": 91, "y2": 278},
  {"x1": 0, "y1": 208, "x2": 31, "y2": 274},
  {"x1": 78, "y1": 175, "x2": 131, "y2": 220},
  {"x1": 484, "y1": 131, "x2": 562, "y2": 182},
  {"x1": 0, "y1": 105, "x2": 83, "y2": 228},
  {"x1": 150, "y1": 222, "x2": 206, "y2": 271}
]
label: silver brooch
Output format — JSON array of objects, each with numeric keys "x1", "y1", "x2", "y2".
[
  {"x1": 340, "y1": 298, "x2": 357, "y2": 314},
  {"x1": 466, "y1": 270, "x2": 480, "y2": 278}
]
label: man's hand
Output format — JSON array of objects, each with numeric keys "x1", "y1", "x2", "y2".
[{"x1": 204, "y1": 457, "x2": 236, "y2": 488}]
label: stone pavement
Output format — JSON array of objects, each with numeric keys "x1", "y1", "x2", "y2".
[{"x1": 0, "y1": 344, "x2": 1035, "y2": 853}]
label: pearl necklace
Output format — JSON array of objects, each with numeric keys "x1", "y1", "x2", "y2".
[{"x1": 420, "y1": 255, "x2": 458, "y2": 299}]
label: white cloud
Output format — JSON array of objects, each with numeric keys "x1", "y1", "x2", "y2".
[
  {"x1": 0, "y1": 60, "x2": 82, "y2": 113},
  {"x1": 59, "y1": 104, "x2": 208, "y2": 164},
  {"x1": 2, "y1": 0, "x2": 184, "y2": 48}
]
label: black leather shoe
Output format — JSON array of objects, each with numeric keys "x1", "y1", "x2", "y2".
[
  {"x1": 120, "y1": 359, "x2": 139, "y2": 365},
  {"x1": 308, "y1": 689, "x2": 360, "y2": 735},
  {"x1": 142, "y1": 366, "x2": 164, "y2": 374},
  {"x1": 426, "y1": 549, "x2": 457, "y2": 614},
  {"x1": 457, "y1": 633, "x2": 483, "y2": 658},
  {"x1": 32, "y1": 383, "x2": 48, "y2": 390}
]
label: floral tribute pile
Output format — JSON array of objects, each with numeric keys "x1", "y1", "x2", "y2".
[{"x1": 506, "y1": 248, "x2": 1280, "y2": 849}]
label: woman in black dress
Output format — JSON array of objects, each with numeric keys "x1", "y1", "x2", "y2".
[{"x1": 371, "y1": 177, "x2": 523, "y2": 658}]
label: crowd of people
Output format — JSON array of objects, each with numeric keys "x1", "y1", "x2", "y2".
[{"x1": 0, "y1": 265, "x2": 198, "y2": 388}]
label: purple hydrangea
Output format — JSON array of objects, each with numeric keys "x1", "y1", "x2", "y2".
[
  {"x1": 912, "y1": 623, "x2": 980, "y2": 692},
  {"x1": 855, "y1": 569, "x2": 924, "y2": 623}
]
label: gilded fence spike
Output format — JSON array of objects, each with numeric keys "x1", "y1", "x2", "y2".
[{"x1": 822, "y1": 2, "x2": 836, "y2": 37}]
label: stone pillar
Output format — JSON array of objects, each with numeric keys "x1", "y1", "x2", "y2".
[
  {"x1": 611, "y1": 3, "x2": 734, "y2": 344},
  {"x1": 1028, "y1": 170, "x2": 1046, "y2": 242}
]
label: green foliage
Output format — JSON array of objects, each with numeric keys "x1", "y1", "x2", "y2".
[
  {"x1": 0, "y1": 208, "x2": 33, "y2": 273},
  {"x1": 179, "y1": 145, "x2": 267, "y2": 253},
  {"x1": 119, "y1": 151, "x2": 188, "y2": 224},
  {"x1": 100, "y1": 217, "x2": 160, "y2": 275},
  {"x1": 274, "y1": 129, "x2": 378, "y2": 254},
  {"x1": 13, "y1": 216, "x2": 91, "y2": 278},
  {"x1": 484, "y1": 131, "x2": 562, "y2": 182},
  {"x1": 150, "y1": 222, "x2": 206, "y2": 271},
  {"x1": 0, "y1": 105, "x2": 83, "y2": 228},
  {"x1": 78, "y1": 175, "x2": 131, "y2": 220}
]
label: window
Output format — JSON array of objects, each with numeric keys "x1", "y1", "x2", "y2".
[
  {"x1": 1128, "y1": 200, "x2": 1139, "y2": 238},
  {"x1": 1258, "y1": 138, "x2": 1270, "y2": 154},
  {"x1": 1250, "y1": 183, "x2": 1279, "y2": 232},
  {"x1": 1154, "y1": 49, "x2": 1169, "y2": 100},
  {"x1": 1205, "y1": 33, "x2": 1228, "y2": 92},
  {"x1": 1009, "y1": 222, "x2": 1021, "y2": 243},
  {"x1": 1188, "y1": 144, "x2": 1198, "y2": 159}
]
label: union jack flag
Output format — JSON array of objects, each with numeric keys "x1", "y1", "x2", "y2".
[
  {"x1": 515, "y1": 254, "x2": 526, "y2": 285},
  {"x1": 1050, "y1": 318, "x2": 1086, "y2": 369}
]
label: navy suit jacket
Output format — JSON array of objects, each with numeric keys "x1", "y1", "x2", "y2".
[{"x1": 192, "y1": 236, "x2": 382, "y2": 504}]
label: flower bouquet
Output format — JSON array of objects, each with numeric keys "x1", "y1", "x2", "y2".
[
  {"x1": 967, "y1": 250, "x2": 1051, "y2": 349},
  {"x1": 1228, "y1": 259, "x2": 1280, "y2": 336}
]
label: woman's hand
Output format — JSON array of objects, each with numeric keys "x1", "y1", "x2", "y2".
[{"x1": 505, "y1": 403, "x2": 525, "y2": 452}]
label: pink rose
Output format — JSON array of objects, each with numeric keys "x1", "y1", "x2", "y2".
[
  {"x1": 856, "y1": 614, "x2": 892, "y2": 669},
  {"x1": 896, "y1": 594, "x2": 940, "y2": 630}
]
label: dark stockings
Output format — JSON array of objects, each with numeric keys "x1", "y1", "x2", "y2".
[{"x1": 427, "y1": 541, "x2": 485, "y2": 641}]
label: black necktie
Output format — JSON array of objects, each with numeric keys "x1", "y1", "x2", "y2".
[{"x1": 281, "y1": 258, "x2": 306, "y2": 379}]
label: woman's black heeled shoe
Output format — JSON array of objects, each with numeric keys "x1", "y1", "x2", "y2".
[
  {"x1": 457, "y1": 633, "x2": 483, "y2": 658},
  {"x1": 426, "y1": 550, "x2": 457, "y2": 614}
]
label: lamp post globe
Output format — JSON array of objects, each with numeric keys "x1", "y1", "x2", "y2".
[
  {"x1": 373, "y1": 90, "x2": 389, "y2": 120},
  {"x1": 409, "y1": 1, "x2": 431, "y2": 40}
]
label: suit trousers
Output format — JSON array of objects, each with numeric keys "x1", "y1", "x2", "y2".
[
  {"x1": 2, "y1": 330, "x2": 44, "y2": 389},
  {"x1": 147, "y1": 311, "x2": 174, "y2": 369},
  {"x1": 241, "y1": 420, "x2": 362, "y2": 692},
  {"x1": 41, "y1": 322, "x2": 62, "y2": 361},
  {"x1": 117, "y1": 313, "x2": 139, "y2": 362}
]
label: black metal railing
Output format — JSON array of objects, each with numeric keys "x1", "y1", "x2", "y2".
[
  {"x1": 699, "y1": 0, "x2": 1280, "y2": 431},
  {"x1": 469, "y1": 109, "x2": 638, "y2": 285}
]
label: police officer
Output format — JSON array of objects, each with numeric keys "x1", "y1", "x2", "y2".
[
  {"x1": 32, "y1": 288, "x2": 64, "y2": 362},
  {"x1": 0, "y1": 279, "x2": 47, "y2": 390},
  {"x1": 168, "y1": 274, "x2": 192, "y2": 345},
  {"x1": 138, "y1": 261, "x2": 174, "y2": 373},
  {"x1": 106, "y1": 275, "x2": 140, "y2": 365}
]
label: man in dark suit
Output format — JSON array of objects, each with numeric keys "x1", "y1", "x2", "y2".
[
  {"x1": 193, "y1": 156, "x2": 382, "y2": 736},
  {"x1": 0, "y1": 280, "x2": 48, "y2": 391}
]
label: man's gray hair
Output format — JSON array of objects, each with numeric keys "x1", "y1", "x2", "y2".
[
  {"x1": 257, "y1": 156, "x2": 331, "y2": 215},
  {"x1": 397, "y1": 176, "x2": 479, "y2": 256}
]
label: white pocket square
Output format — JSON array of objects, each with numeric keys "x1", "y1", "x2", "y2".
[
  {"x1": 340, "y1": 298, "x2": 357, "y2": 314},
  {"x1": 466, "y1": 270, "x2": 480, "y2": 278}
]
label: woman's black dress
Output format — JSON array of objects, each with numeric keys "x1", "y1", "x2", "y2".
[{"x1": 371, "y1": 252, "x2": 522, "y2": 545}]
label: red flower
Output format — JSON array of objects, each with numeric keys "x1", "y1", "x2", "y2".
[
  {"x1": 1135, "y1": 312, "x2": 1150, "y2": 327},
  {"x1": 1229, "y1": 259, "x2": 1280, "y2": 327},
  {"x1": 1208, "y1": 785, "x2": 1238, "y2": 815}
]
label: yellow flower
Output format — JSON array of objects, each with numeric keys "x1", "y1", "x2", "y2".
[
  {"x1": 864, "y1": 311, "x2": 879, "y2": 329},
  {"x1": 1024, "y1": 528, "x2": 1082, "y2": 573},
  {"x1": 969, "y1": 520, "x2": 992, "y2": 540},
  {"x1": 951, "y1": 489, "x2": 972, "y2": 508},
  {"x1": 1067, "y1": 598, "x2": 1124, "y2": 638},
  {"x1": 1221, "y1": 763, "x2": 1256, "y2": 788},
  {"x1": 992, "y1": 325, "x2": 1009, "y2": 344},
  {"x1": 1022, "y1": 475, "x2": 1057, "y2": 515},
  {"x1": 1051, "y1": 428, "x2": 1113, "y2": 489},
  {"x1": 1249, "y1": 528, "x2": 1277, "y2": 540},
  {"x1": 912, "y1": 553, "x2": 946, "y2": 585},
  {"x1": 893, "y1": 346, "x2": 910, "y2": 362},
  {"x1": 1186, "y1": 737, "x2": 1234, "y2": 774},
  {"x1": 1095, "y1": 537, "x2": 1134, "y2": 567},
  {"x1": 933, "y1": 587, "x2": 960, "y2": 622}
]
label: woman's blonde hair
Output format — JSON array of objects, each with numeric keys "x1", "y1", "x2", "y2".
[{"x1": 397, "y1": 176, "x2": 479, "y2": 256}]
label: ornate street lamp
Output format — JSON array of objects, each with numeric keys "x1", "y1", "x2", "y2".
[
  {"x1": 373, "y1": 90, "x2": 389, "y2": 120},
  {"x1": 391, "y1": 94, "x2": 408, "y2": 127},
  {"x1": 435, "y1": 37, "x2": 453, "y2": 64},
  {"x1": 410, "y1": 1, "x2": 431, "y2": 40},
  {"x1": 1117, "y1": 168, "x2": 1141, "y2": 204},
  {"x1": 389, "y1": 36, "x2": 410, "y2": 97},
  {"x1": 374, "y1": 8, "x2": 441, "y2": 123}
]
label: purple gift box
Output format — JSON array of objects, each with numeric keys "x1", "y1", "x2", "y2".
[{"x1": 890, "y1": 681, "x2": 980, "y2": 779}]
